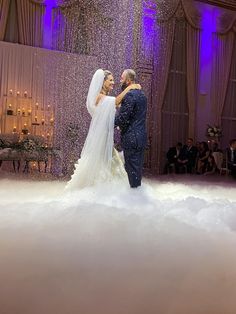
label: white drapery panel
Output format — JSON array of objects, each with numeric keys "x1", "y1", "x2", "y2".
[
  {"x1": 186, "y1": 23, "x2": 201, "y2": 139},
  {"x1": 3, "y1": 0, "x2": 45, "y2": 46},
  {"x1": 160, "y1": 17, "x2": 189, "y2": 172},
  {"x1": 0, "y1": 0, "x2": 10, "y2": 40},
  {"x1": 16, "y1": 0, "x2": 45, "y2": 47},
  {"x1": 221, "y1": 35, "x2": 236, "y2": 149},
  {"x1": 211, "y1": 32, "x2": 234, "y2": 126},
  {"x1": 0, "y1": 41, "x2": 97, "y2": 175},
  {"x1": 151, "y1": 19, "x2": 175, "y2": 172}
]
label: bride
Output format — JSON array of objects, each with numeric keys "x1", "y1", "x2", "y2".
[{"x1": 66, "y1": 69, "x2": 140, "y2": 190}]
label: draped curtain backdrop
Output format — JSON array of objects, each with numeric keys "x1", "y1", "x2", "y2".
[
  {"x1": 221, "y1": 36, "x2": 236, "y2": 149},
  {"x1": 0, "y1": 41, "x2": 97, "y2": 175},
  {"x1": 0, "y1": 0, "x2": 10, "y2": 40},
  {"x1": 2, "y1": 0, "x2": 45, "y2": 46},
  {"x1": 16, "y1": 0, "x2": 45, "y2": 47},
  {"x1": 151, "y1": 0, "x2": 201, "y2": 172},
  {"x1": 215, "y1": 13, "x2": 236, "y2": 148},
  {"x1": 160, "y1": 16, "x2": 189, "y2": 171},
  {"x1": 210, "y1": 10, "x2": 236, "y2": 149}
]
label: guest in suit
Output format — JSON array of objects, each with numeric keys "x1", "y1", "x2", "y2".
[
  {"x1": 115, "y1": 69, "x2": 147, "y2": 188},
  {"x1": 227, "y1": 139, "x2": 236, "y2": 177},
  {"x1": 164, "y1": 142, "x2": 182, "y2": 173},
  {"x1": 176, "y1": 138, "x2": 198, "y2": 174}
]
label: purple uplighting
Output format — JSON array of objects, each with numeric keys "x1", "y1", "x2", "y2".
[
  {"x1": 199, "y1": 4, "x2": 219, "y2": 93},
  {"x1": 43, "y1": 0, "x2": 57, "y2": 49},
  {"x1": 141, "y1": 3, "x2": 156, "y2": 60}
]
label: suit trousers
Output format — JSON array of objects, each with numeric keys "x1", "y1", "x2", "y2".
[{"x1": 123, "y1": 147, "x2": 145, "y2": 188}]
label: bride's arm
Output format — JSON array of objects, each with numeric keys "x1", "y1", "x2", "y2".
[{"x1": 115, "y1": 84, "x2": 141, "y2": 107}]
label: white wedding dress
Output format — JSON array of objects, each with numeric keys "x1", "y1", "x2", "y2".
[{"x1": 66, "y1": 70, "x2": 127, "y2": 190}]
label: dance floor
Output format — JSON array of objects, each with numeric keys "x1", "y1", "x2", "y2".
[{"x1": 0, "y1": 174, "x2": 236, "y2": 314}]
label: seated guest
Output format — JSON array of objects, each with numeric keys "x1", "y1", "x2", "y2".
[
  {"x1": 176, "y1": 138, "x2": 198, "y2": 174},
  {"x1": 196, "y1": 141, "x2": 210, "y2": 174},
  {"x1": 212, "y1": 142, "x2": 222, "y2": 153},
  {"x1": 227, "y1": 139, "x2": 236, "y2": 177},
  {"x1": 164, "y1": 142, "x2": 182, "y2": 173},
  {"x1": 204, "y1": 153, "x2": 217, "y2": 175},
  {"x1": 195, "y1": 141, "x2": 201, "y2": 153}
]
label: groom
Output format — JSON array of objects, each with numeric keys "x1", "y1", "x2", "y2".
[{"x1": 115, "y1": 69, "x2": 147, "y2": 188}]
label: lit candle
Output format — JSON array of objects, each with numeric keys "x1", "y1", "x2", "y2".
[
  {"x1": 47, "y1": 104, "x2": 50, "y2": 110},
  {"x1": 24, "y1": 91, "x2": 27, "y2": 97},
  {"x1": 35, "y1": 102, "x2": 39, "y2": 110},
  {"x1": 24, "y1": 123, "x2": 27, "y2": 128},
  {"x1": 35, "y1": 116, "x2": 38, "y2": 122},
  {"x1": 50, "y1": 117, "x2": 54, "y2": 125},
  {"x1": 9, "y1": 89, "x2": 13, "y2": 95},
  {"x1": 17, "y1": 91, "x2": 20, "y2": 96},
  {"x1": 41, "y1": 118, "x2": 45, "y2": 125},
  {"x1": 8, "y1": 104, "x2": 12, "y2": 108},
  {"x1": 17, "y1": 108, "x2": 21, "y2": 115},
  {"x1": 13, "y1": 126, "x2": 17, "y2": 133}
]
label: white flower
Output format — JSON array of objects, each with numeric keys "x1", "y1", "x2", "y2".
[{"x1": 206, "y1": 124, "x2": 222, "y2": 138}]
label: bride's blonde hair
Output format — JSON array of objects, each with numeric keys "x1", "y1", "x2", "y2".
[{"x1": 104, "y1": 70, "x2": 112, "y2": 80}]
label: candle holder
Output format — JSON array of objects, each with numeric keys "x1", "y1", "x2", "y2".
[
  {"x1": 7, "y1": 104, "x2": 13, "y2": 115},
  {"x1": 22, "y1": 124, "x2": 28, "y2": 135}
]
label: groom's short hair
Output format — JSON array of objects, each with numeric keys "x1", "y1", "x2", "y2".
[{"x1": 124, "y1": 69, "x2": 136, "y2": 82}]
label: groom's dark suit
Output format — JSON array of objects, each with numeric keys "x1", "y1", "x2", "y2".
[{"x1": 115, "y1": 89, "x2": 147, "y2": 188}]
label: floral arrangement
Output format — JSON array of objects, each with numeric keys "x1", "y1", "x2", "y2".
[
  {"x1": 20, "y1": 138, "x2": 37, "y2": 152},
  {"x1": 206, "y1": 124, "x2": 222, "y2": 138}
]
